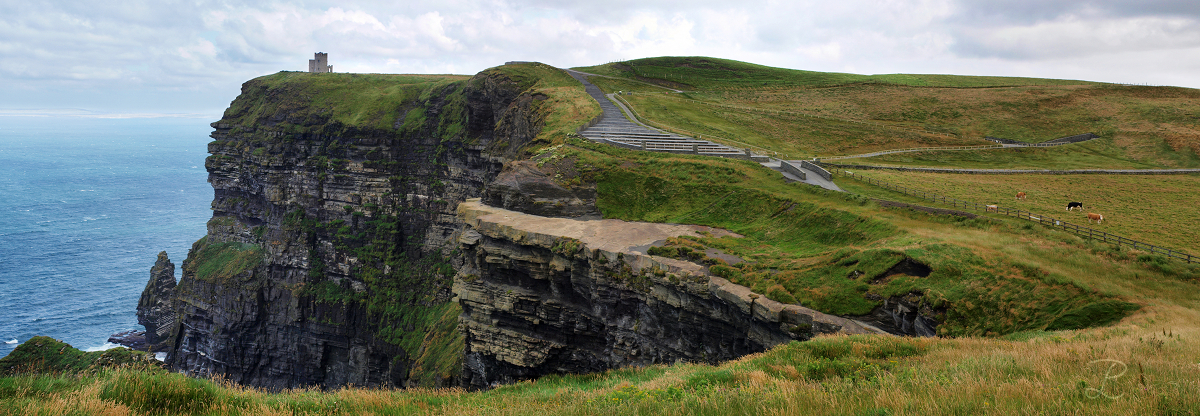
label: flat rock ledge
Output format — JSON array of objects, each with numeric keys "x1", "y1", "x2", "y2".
[{"x1": 455, "y1": 198, "x2": 881, "y2": 388}]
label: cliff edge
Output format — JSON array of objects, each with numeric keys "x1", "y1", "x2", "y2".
[
  {"x1": 453, "y1": 198, "x2": 878, "y2": 387},
  {"x1": 137, "y1": 63, "x2": 590, "y2": 390}
]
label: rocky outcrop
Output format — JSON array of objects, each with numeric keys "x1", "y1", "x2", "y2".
[
  {"x1": 454, "y1": 199, "x2": 878, "y2": 388},
  {"x1": 855, "y1": 292, "x2": 942, "y2": 337},
  {"x1": 136, "y1": 251, "x2": 176, "y2": 352},
  {"x1": 482, "y1": 160, "x2": 598, "y2": 218},
  {"x1": 140, "y1": 66, "x2": 557, "y2": 390}
]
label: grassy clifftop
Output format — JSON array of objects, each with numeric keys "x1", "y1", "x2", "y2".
[
  {"x1": 220, "y1": 72, "x2": 470, "y2": 131},
  {"x1": 0, "y1": 337, "x2": 160, "y2": 376}
]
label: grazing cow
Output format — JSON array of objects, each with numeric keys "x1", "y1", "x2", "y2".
[
  {"x1": 986, "y1": 204, "x2": 998, "y2": 212},
  {"x1": 1066, "y1": 202, "x2": 1083, "y2": 211},
  {"x1": 1016, "y1": 192, "x2": 1027, "y2": 200},
  {"x1": 1087, "y1": 213, "x2": 1104, "y2": 223}
]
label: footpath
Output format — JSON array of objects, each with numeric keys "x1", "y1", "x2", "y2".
[{"x1": 565, "y1": 69, "x2": 839, "y2": 191}]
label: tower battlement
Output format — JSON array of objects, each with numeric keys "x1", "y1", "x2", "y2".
[{"x1": 308, "y1": 52, "x2": 332, "y2": 73}]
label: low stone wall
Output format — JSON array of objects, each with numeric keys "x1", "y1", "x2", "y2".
[
  {"x1": 778, "y1": 160, "x2": 807, "y2": 180},
  {"x1": 575, "y1": 113, "x2": 603, "y2": 134},
  {"x1": 800, "y1": 160, "x2": 832, "y2": 180},
  {"x1": 596, "y1": 139, "x2": 767, "y2": 161},
  {"x1": 984, "y1": 133, "x2": 1098, "y2": 146},
  {"x1": 818, "y1": 162, "x2": 1200, "y2": 175},
  {"x1": 1043, "y1": 132, "x2": 1099, "y2": 144}
]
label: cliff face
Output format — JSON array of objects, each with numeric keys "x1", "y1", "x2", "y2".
[
  {"x1": 453, "y1": 199, "x2": 877, "y2": 388},
  {"x1": 141, "y1": 68, "x2": 550, "y2": 390}
]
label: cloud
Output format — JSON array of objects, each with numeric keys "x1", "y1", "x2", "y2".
[
  {"x1": 953, "y1": 15, "x2": 1200, "y2": 60},
  {"x1": 2, "y1": 0, "x2": 1199, "y2": 114}
]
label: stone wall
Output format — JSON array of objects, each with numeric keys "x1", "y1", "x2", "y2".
[
  {"x1": 817, "y1": 162, "x2": 1200, "y2": 175},
  {"x1": 778, "y1": 160, "x2": 808, "y2": 180}
]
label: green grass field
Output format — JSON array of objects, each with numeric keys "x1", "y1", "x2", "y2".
[{"x1": 830, "y1": 169, "x2": 1200, "y2": 253}]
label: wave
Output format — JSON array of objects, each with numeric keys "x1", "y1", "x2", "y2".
[{"x1": 83, "y1": 342, "x2": 122, "y2": 352}]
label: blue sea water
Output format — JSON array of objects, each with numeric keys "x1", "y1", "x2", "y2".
[{"x1": 0, "y1": 116, "x2": 213, "y2": 358}]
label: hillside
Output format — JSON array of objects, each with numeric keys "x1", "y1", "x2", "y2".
[
  {"x1": 4, "y1": 58, "x2": 1200, "y2": 414},
  {"x1": 577, "y1": 57, "x2": 1200, "y2": 166}
]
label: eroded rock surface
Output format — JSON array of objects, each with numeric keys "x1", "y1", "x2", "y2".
[
  {"x1": 454, "y1": 199, "x2": 878, "y2": 388},
  {"x1": 482, "y1": 160, "x2": 598, "y2": 218},
  {"x1": 139, "y1": 67, "x2": 549, "y2": 390},
  {"x1": 136, "y1": 251, "x2": 176, "y2": 352}
]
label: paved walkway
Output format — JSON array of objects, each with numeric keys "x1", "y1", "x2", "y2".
[
  {"x1": 565, "y1": 69, "x2": 752, "y2": 158},
  {"x1": 566, "y1": 68, "x2": 844, "y2": 191},
  {"x1": 820, "y1": 134, "x2": 1101, "y2": 161},
  {"x1": 767, "y1": 160, "x2": 843, "y2": 191}
]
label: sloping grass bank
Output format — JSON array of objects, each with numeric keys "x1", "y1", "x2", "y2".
[
  {"x1": 542, "y1": 137, "x2": 1150, "y2": 336},
  {"x1": 5, "y1": 318, "x2": 1200, "y2": 415}
]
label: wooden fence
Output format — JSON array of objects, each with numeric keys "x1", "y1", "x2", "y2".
[
  {"x1": 823, "y1": 165, "x2": 1198, "y2": 264},
  {"x1": 818, "y1": 145, "x2": 1003, "y2": 161}
]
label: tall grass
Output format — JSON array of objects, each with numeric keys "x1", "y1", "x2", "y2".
[{"x1": 8, "y1": 318, "x2": 1200, "y2": 415}]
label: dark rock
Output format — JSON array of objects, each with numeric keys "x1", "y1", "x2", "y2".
[
  {"x1": 454, "y1": 200, "x2": 879, "y2": 388},
  {"x1": 852, "y1": 291, "x2": 943, "y2": 337},
  {"x1": 107, "y1": 330, "x2": 148, "y2": 351},
  {"x1": 482, "y1": 160, "x2": 599, "y2": 218},
  {"x1": 143, "y1": 66, "x2": 547, "y2": 390},
  {"x1": 136, "y1": 251, "x2": 176, "y2": 352}
]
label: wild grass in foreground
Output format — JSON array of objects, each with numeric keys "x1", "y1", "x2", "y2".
[{"x1": 5, "y1": 315, "x2": 1200, "y2": 415}]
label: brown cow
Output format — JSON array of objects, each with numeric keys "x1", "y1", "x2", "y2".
[
  {"x1": 1087, "y1": 213, "x2": 1104, "y2": 224},
  {"x1": 986, "y1": 204, "x2": 998, "y2": 212},
  {"x1": 1016, "y1": 192, "x2": 1026, "y2": 200}
]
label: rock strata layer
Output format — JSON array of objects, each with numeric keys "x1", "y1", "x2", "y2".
[
  {"x1": 136, "y1": 251, "x2": 176, "y2": 352},
  {"x1": 454, "y1": 198, "x2": 879, "y2": 388},
  {"x1": 138, "y1": 67, "x2": 552, "y2": 390}
]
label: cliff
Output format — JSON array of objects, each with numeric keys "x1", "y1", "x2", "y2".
[
  {"x1": 138, "y1": 64, "x2": 585, "y2": 390},
  {"x1": 453, "y1": 199, "x2": 878, "y2": 388}
]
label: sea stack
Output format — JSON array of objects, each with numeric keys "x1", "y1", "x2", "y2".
[{"x1": 136, "y1": 251, "x2": 177, "y2": 352}]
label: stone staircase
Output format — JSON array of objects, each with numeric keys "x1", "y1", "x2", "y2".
[{"x1": 565, "y1": 70, "x2": 767, "y2": 161}]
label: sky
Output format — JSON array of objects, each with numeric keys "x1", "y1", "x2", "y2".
[{"x1": 3, "y1": 0, "x2": 1200, "y2": 117}]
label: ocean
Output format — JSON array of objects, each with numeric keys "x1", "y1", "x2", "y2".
[{"x1": 0, "y1": 116, "x2": 213, "y2": 358}]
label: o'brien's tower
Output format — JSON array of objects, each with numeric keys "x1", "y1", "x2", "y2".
[{"x1": 308, "y1": 52, "x2": 332, "y2": 73}]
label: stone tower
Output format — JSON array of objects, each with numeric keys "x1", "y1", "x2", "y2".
[{"x1": 308, "y1": 52, "x2": 332, "y2": 73}]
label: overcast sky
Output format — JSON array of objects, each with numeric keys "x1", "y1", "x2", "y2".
[{"x1": 4, "y1": 0, "x2": 1199, "y2": 117}]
